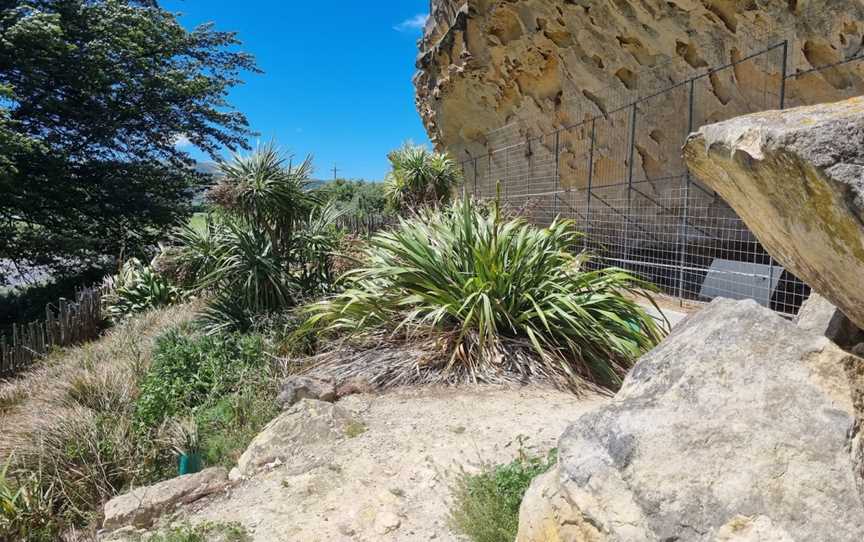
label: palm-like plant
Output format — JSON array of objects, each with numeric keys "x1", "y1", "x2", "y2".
[
  {"x1": 198, "y1": 216, "x2": 299, "y2": 314},
  {"x1": 165, "y1": 216, "x2": 222, "y2": 287},
  {"x1": 213, "y1": 141, "x2": 316, "y2": 226},
  {"x1": 173, "y1": 142, "x2": 343, "y2": 332},
  {"x1": 384, "y1": 144, "x2": 461, "y2": 212},
  {"x1": 307, "y1": 197, "x2": 666, "y2": 390}
]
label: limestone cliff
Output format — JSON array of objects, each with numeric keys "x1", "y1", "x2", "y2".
[{"x1": 415, "y1": 0, "x2": 864, "y2": 172}]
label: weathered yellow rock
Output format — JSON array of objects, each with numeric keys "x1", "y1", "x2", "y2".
[
  {"x1": 516, "y1": 467, "x2": 605, "y2": 542},
  {"x1": 416, "y1": 0, "x2": 864, "y2": 176}
]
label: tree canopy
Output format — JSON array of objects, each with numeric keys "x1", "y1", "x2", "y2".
[{"x1": 0, "y1": 0, "x2": 259, "y2": 284}]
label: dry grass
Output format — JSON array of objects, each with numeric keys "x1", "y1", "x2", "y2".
[
  {"x1": 0, "y1": 302, "x2": 197, "y2": 418},
  {"x1": 303, "y1": 332, "x2": 611, "y2": 396},
  {"x1": 0, "y1": 302, "x2": 199, "y2": 534}
]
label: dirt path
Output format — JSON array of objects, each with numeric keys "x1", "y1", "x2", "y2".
[{"x1": 170, "y1": 386, "x2": 605, "y2": 542}]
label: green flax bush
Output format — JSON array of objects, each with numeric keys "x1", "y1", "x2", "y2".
[{"x1": 307, "y1": 197, "x2": 665, "y2": 390}]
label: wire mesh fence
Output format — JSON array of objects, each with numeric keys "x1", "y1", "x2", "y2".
[{"x1": 458, "y1": 36, "x2": 864, "y2": 316}]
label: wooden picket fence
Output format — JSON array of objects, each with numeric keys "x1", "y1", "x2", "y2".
[
  {"x1": 0, "y1": 287, "x2": 104, "y2": 378},
  {"x1": 336, "y1": 213, "x2": 396, "y2": 236}
]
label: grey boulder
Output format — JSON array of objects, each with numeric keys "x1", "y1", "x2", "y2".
[
  {"x1": 796, "y1": 292, "x2": 864, "y2": 349},
  {"x1": 517, "y1": 298, "x2": 864, "y2": 541},
  {"x1": 102, "y1": 467, "x2": 229, "y2": 532},
  {"x1": 275, "y1": 376, "x2": 336, "y2": 409},
  {"x1": 236, "y1": 399, "x2": 358, "y2": 476}
]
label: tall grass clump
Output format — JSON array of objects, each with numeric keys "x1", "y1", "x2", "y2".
[
  {"x1": 0, "y1": 304, "x2": 199, "y2": 538},
  {"x1": 307, "y1": 197, "x2": 665, "y2": 390}
]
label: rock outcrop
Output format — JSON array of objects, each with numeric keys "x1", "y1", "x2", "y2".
[
  {"x1": 102, "y1": 468, "x2": 229, "y2": 532},
  {"x1": 517, "y1": 298, "x2": 864, "y2": 541},
  {"x1": 684, "y1": 96, "x2": 864, "y2": 330},
  {"x1": 275, "y1": 376, "x2": 336, "y2": 409},
  {"x1": 416, "y1": 0, "x2": 864, "y2": 169},
  {"x1": 235, "y1": 399, "x2": 359, "y2": 477}
]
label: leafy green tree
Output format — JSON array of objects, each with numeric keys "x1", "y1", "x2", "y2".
[
  {"x1": 0, "y1": 0, "x2": 258, "y2": 284},
  {"x1": 355, "y1": 181, "x2": 388, "y2": 216}
]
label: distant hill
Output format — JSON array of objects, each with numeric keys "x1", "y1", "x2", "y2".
[
  {"x1": 195, "y1": 162, "x2": 220, "y2": 176},
  {"x1": 307, "y1": 179, "x2": 331, "y2": 191}
]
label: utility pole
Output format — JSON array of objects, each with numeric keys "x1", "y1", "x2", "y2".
[{"x1": 332, "y1": 164, "x2": 340, "y2": 180}]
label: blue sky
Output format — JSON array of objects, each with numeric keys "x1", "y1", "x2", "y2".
[{"x1": 163, "y1": 1, "x2": 432, "y2": 181}]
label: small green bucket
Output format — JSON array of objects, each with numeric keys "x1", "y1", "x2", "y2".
[{"x1": 178, "y1": 453, "x2": 203, "y2": 475}]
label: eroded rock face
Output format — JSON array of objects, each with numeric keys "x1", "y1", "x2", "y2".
[
  {"x1": 517, "y1": 298, "x2": 864, "y2": 541},
  {"x1": 684, "y1": 96, "x2": 864, "y2": 330},
  {"x1": 416, "y1": 0, "x2": 864, "y2": 174}
]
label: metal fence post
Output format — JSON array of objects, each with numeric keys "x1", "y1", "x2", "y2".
[
  {"x1": 779, "y1": 40, "x2": 789, "y2": 109},
  {"x1": 487, "y1": 153, "x2": 492, "y2": 199},
  {"x1": 503, "y1": 147, "x2": 509, "y2": 203},
  {"x1": 585, "y1": 120, "x2": 596, "y2": 251},
  {"x1": 623, "y1": 103, "x2": 638, "y2": 265},
  {"x1": 473, "y1": 157, "x2": 479, "y2": 197},
  {"x1": 553, "y1": 130, "x2": 560, "y2": 219},
  {"x1": 677, "y1": 79, "x2": 696, "y2": 303},
  {"x1": 527, "y1": 137, "x2": 533, "y2": 203}
]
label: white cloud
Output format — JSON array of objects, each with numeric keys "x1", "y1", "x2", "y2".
[
  {"x1": 173, "y1": 134, "x2": 192, "y2": 149},
  {"x1": 394, "y1": 13, "x2": 428, "y2": 32}
]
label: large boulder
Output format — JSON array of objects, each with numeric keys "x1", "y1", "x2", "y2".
[
  {"x1": 684, "y1": 96, "x2": 864, "y2": 330},
  {"x1": 235, "y1": 399, "x2": 359, "y2": 476},
  {"x1": 102, "y1": 468, "x2": 229, "y2": 532},
  {"x1": 517, "y1": 298, "x2": 864, "y2": 541}
]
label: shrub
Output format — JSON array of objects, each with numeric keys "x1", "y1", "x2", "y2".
[
  {"x1": 18, "y1": 407, "x2": 144, "y2": 529},
  {"x1": 307, "y1": 197, "x2": 666, "y2": 390},
  {"x1": 315, "y1": 178, "x2": 390, "y2": 219},
  {"x1": 145, "y1": 521, "x2": 250, "y2": 542},
  {"x1": 135, "y1": 331, "x2": 267, "y2": 428},
  {"x1": 103, "y1": 258, "x2": 182, "y2": 322},
  {"x1": 0, "y1": 304, "x2": 199, "y2": 536},
  {"x1": 251, "y1": 310, "x2": 319, "y2": 358},
  {"x1": 383, "y1": 144, "x2": 461, "y2": 212},
  {"x1": 450, "y1": 445, "x2": 556, "y2": 542},
  {"x1": 194, "y1": 387, "x2": 279, "y2": 468}
]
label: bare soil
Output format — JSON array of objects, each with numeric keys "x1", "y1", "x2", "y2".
[{"x1": 161, "y1": 386, "x2": 605, "y2": 542}]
